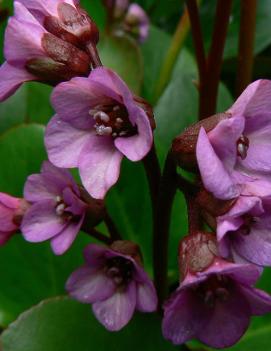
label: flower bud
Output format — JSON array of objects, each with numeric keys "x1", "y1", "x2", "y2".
[
  {"x1": 44, "y1": 3, "x2": 99, "y2": 47},
  {"x1": 110, "y1": 240, "x2": 143, "y2": 265},
  {"x1": 172, "y1": 113, "x2": 230, "y2": 171},
  {"x1": 178, "y1": 232, "x2": 218, "y2": 280}
]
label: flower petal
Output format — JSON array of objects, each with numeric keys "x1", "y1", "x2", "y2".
[
  {"x1": 50, "y1": 215, "x2": 84, "y2": 255},
  {"x1": 196, "y1": 128, "x2": 239, "y2": 200},
  {"x1": 66, "y1": 266, "x2": 115, "y2": 303},
  {"x1": 162, "y1": 288, "x2": 204, "y2": 345},
  {"x1": 21, "y1": 200, "x2": 66, "y2": 242},
  {"x1": 197, "y1": 284, "x2": 250, "y2": 348},
  {"x1": 240, "y1": 285, "x2": 271, "y2": 315},
  {"x1": 17, "y1": 0, "x2": 77, "y2": 18},
  {"x1": 79, "y1": 135, "x2": 123, "y2": 199},
  {"x1": 136, "y1": 280, "x2": 157, "y2": 312},
  {"x1": 45, "y1": 115, "x2": 91, "y2": 168},
  {"x1": 233, "y1": 218, "x2": 271, "y2": 266},
  {"x1": 0, "y1": 62, "x2": 34, "y2": 102},
  {"x1": 114, "y1": 107, "x2": 153, "y2": 161},
  {"x1": 92, "y1": 281, "x2": 137, "y2": 331},
  {"x1": 51, "y1": 76, "x2": 120, "y2": 129},
  {"x1": 208, "y1": 116, "x2": 244, "y2": 170}
]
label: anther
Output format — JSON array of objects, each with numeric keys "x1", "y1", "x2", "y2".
[
  {"x1": 56, "y1": 203, "x2": 66, "y2": 216},
  {"x1": 96, "y1": 125, "x2": 112, "y2": 136},
  {"x1": 237, "y1": 135, "x2": 249, "y2": 160}
]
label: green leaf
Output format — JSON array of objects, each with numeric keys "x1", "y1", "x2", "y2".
[
  {"x1": 98, "y1": 34, "x2": 143, "y2": 94},
  {"x1": 1, "y1": 297, "x2": 177, "y2": 351}
]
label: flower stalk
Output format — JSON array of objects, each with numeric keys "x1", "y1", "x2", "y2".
[{"x1": 235, "y1": 0, "x2": 257, "y2": 97}]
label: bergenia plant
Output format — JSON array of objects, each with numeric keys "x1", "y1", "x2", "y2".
[{"x1": 0, "y1": 0, "x2": 270, "y2": 350}]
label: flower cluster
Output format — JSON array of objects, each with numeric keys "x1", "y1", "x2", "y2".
[
  {"x1": 0, "y1": 0, "x2": 155, "y2": 332},
  {"x1": 1, "y1": 0, "x2": 271, "y2": 350}
]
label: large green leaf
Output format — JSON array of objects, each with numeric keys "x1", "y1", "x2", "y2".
[
  {"x1": 1, "y1": 297, "x2": 178, "y2": 351},
  {"x1": 98, "y1": 34, "x2": 143, "y2": 94}
]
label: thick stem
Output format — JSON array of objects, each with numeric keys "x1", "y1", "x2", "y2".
[
  {"x1": 185, "y1": 0, "x2": 206, "y2": 84},
  {"x1": 154, "y1": 5, "x2": 191, "y2": 103},
  {"x1": 185, "y1": 195, "x2": 202, "y2": 234},
  {"x1": 143, "y1": 144, "x2": 162, "y2": 210},
  {"x1": 82, "y1": 227, "x2": 112, "y2": 245},
  {"x1": 153, "y1": 153, "x2": 177, "y2": 308},
  {"x1": 199, "y1": 0, "x2": 233, "y2": 119},
  {"x1": 235, "y1": 0, "x2": 257, "y2": 97},
  {"x1": 104, "y1": 210, "x2": 122, "y2": 241}
]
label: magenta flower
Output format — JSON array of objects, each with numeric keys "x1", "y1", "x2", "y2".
[
  {"x1": 162, "y1": 258, "x2": 271, "y2": 348},
  {"x1": 21, "y1": 161, "x2": 88, "y2": 255},
  {"x1": 66, "y1": 242, "x2": 157, "y2": 331},
  {"x1": 0, "y1": 193, "x2": 28, "y2": 245},
  {"x1": 124, "y1": 4, "x2": 149, "y2": 43},
  {"x1": 45, "y1": 67, "x2": 153, "y2": 199},
  {"x1": 0, "y1": 0, "x2": 93, "y2": 102},
  {"x1": 196, "y1": 80, "x2": 271, "y2": 200},
  {"x1": 217, "y1": 194, "x2": 271, "y2": 266}
]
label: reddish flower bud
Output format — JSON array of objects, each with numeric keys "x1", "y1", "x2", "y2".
[
  {"x1": 178, "y1": 232, "x2": 218, "y2": 280},
  {"x1": 110, "y1": 240, "x2": 143, "y2": 265},
  {"x1": 172, "y1": 113, "x2": 230, "y2": 171}
]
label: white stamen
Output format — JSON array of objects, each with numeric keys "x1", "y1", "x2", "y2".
[
  {"x1": 116, "y1": 118, "x2": 123, "y2": 124},
  {"x1": 99, "y1": 112, "x2": 110, "y2": 123},
  {"x1": 112, "y1": 132, "x2": 117, "y2": 137},
  {"x1": 56, "y1": 203, "x2": 65, "y2": 216},
  {"x1": 119, "y1": 131, "x2": 127, "y2": 136},
  {"x1": 55, "y1": 196, "x2": 62, "y2": 203},
  {"x1": 96, "y1": 125, "x2": 113, "y2": 136},
  {"x1": 89, "y1": 109, "x2": 98, "y2": 116},
  {"x1": 237, "y1": 143, "x2": 247, "y2": 159},
  {"x1": 113, "y1": 106, "x2": 120, "y2": 112}
]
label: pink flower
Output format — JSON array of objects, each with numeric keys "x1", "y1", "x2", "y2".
[
  {"x1": 0, "y1": 0, "x2": 96, "y2": 102},
  {"x1": 196, "y1": 80, "x2": 271, "y2": 200},
  {"x1": 45, "y1": 67, "x2": 153, "y2": 199},
  {"x1": 0, "y1": 192, "x2": 28, "y2": 245},
  {"x1": 66, "y1": 242, "x2": 157, "y2": 331}
]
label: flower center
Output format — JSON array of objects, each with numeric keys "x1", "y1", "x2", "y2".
[
  {"x1": 237, "y1": 135, "x2": 249, "y2": 160},
  {"x1": 239, "y1": 215, "x2": 258, "y2": 236},
  {"x1": 106, "y1": 256, "x2": 134, "y2": 287},
  {"x1": 195, "y1": 275, "x2": 231, "y2": 308},
  {"x1": 89, "y1": 102, "x2": 137, "y2": 138},
  {"x1": 55, "y1": 195, "x2": 78, "y2": 222}
]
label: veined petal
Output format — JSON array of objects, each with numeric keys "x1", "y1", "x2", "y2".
[{"x1": 92, "y1": 281, "x2": 137, "y2": 331}]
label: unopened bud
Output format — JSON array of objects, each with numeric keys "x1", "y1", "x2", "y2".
[
  {"x1": 44, "y1": 3, "x2": 99, "y2": 47},
  {"x1": 133, "y1": 95, "x2": 156, "y2": 130},
  {"x1": 178, "y1": 232, "x2": 218, "y2": 280},
  {"x1": 172, "y1": 113, "x2": 230, "y2": 171}
]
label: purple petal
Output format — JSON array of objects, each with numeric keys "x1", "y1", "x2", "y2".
[
  {"x1": 233, "y1": 218, "x2": 271, "y2": 266},
  {"x1": 208, "y1": 116, "x2": 244, "y2": 170},
  {"x1": 17, "y1": 0, "x2": 77, "y2": 18},
  {"x1": 0, "y1": 62, "x2": 34, "y2": 102},
  {"x1": 114, "y1": 107, "x2": 153, "y2": 161},
  {"x1": 126, "y1": 4, "x2": 149, "y2": 43},
  {"x1": 50, "y1": 215, "x2": 84, "y2": 255},
  {"x1": 92, "y1": 281, "x2": 137, "y2": 331},
  {"x1": 83, "y1": 243, "x2": 108, "y2": 267},
  {"x1": 197, "y1": 258, "x2": 261, "y2": 286},
  {"x1": 196, "y1": 128, "x2": 239, "y2": 200},
  {"x1": 79, "y1": 136, "x2": 123, "y2": 199},
  {"x1": 90, "y1": 67, "x2": 133, "y2": 102},
  {"x1": 24, "y1": 174, "x2": 60, "y2": 202},
  {"x1": 197, "y1": 284, "x2": 250, "y2": 348},
  {"x1": 217, "y1": 217, "x2": 243, "y2": 257},
  {"x1": 66, "y1": 266, "x2": 115, "y2": 303},
  {"x1": 62, "y1": 187, "x2": 86, "y2": 216},
  {"x1": 240, "y1": 285, "x2": 271, "y2": 315},
  {"x1": 4, "y1": 17, "x2": 45, "y2": 64},
  {"x1": 229, "y1": 80, "x2": 271, "y2": 124},
  {"x1": 136, "y1": 280, "x2": 157, "y2": 312},
  {"x1": 162, "y1": 288, "x2": 204, "y2": 345},
  {"x1": 45, "y1": 115, "x2": 91, "y2": 168},
  {"x1": 21, "y1": 200, "x2": 67, "y2": 242},
  {"x1": 41, "y1": 161, "x2": 75, "y2": 185},
  {"x1": 13, "y1": 1, "x2": 43, "y2": 26},
  {"x1": 51, "y1": 77, "x2": 120, "y2": 129}
]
